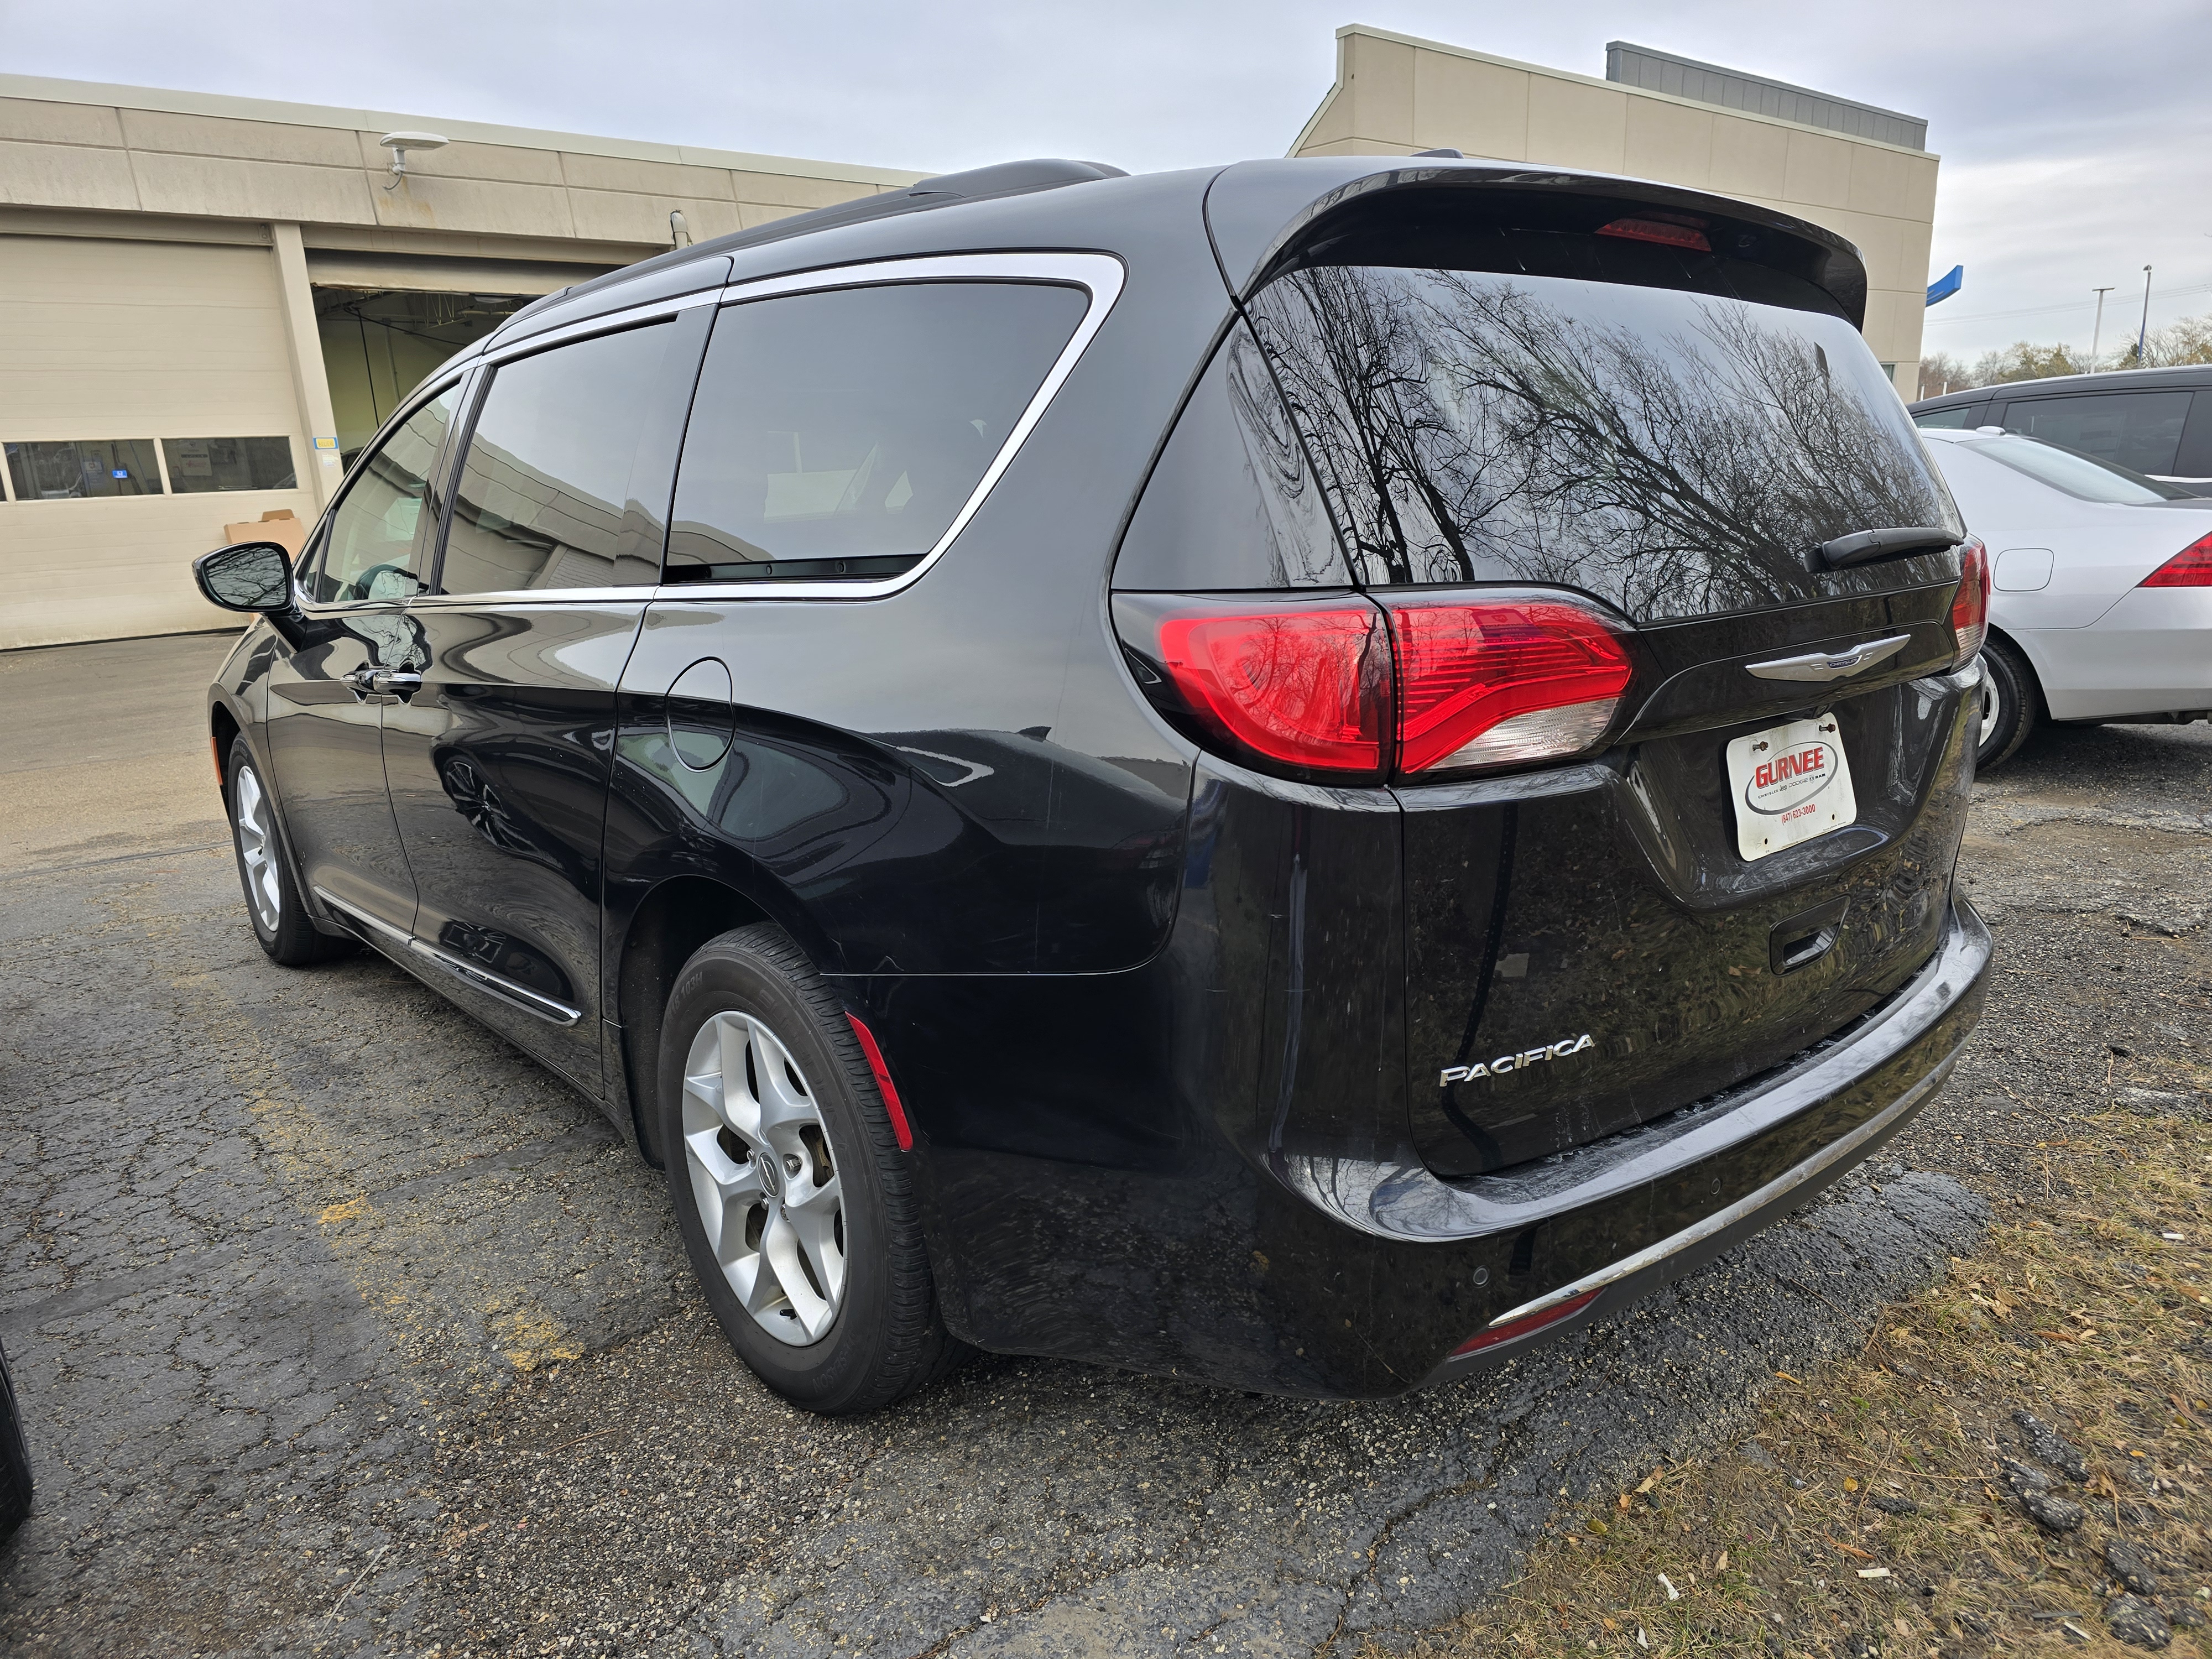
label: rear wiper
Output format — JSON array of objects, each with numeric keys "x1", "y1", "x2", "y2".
[{"x1": 1813, "y1": 526, "x2": 1958, "y2": 570}]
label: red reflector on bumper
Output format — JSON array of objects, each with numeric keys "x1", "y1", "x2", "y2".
[
  {"x1": 1452, "y1": 1287, "x2": 1602, "y2": 1357},
  {"x1": 846, "y1": 1013, "x2": 913, "y2": 1151}
]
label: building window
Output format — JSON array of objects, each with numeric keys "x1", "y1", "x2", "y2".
[
  {"x1": 161, "y1": 437, "x2": 298, "y2": 493},
  {"x1": 4, "y1": 440, "x2": 164, "y2": 499}
]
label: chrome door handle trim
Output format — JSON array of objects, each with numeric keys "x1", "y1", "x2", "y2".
[{"x1": 1745, "y1": 634, "x2": 1911, "y2": 683}]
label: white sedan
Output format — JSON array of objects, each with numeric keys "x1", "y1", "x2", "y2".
[{"x1": 1918, "y1": 426, "x2": 2212, "y2": 768}]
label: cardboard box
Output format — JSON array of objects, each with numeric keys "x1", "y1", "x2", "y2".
[{"x1": 223, "y1": 508, "x2": 306, "y2": 557}]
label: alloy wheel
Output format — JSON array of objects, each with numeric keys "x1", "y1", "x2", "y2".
[
  {"x1": 233, "y1": 765, "x2": 282, "y2": 932},
  {"x1": 680, "y1": 1010, "x2": 846, "y2": 1345}
]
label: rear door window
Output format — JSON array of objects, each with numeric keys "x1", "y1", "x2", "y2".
[
  {"x1": 439, "y1": 320, "x2": 696, "y2": 596},
  {"x1": 2002, "y1": 391, "x2": 2193, "y2": 476},
  {"x1": 665, "y1": 281, "x2": 1087, "y2": 584},
  {"x1": 1246, "y1": 266, "x2": 1958, "y2": 619}
]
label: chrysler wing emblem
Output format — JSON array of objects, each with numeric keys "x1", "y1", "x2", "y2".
[{"x1": 1744, "y1": 634, "x2": 1911, "y2": 684}]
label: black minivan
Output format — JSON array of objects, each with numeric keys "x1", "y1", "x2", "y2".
[{"x1": 197, "y1": 155, "x2": 1992, "y2": 1413}]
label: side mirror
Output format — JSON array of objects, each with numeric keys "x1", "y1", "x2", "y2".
[{"x1": 194, "y1": 541, "x2": 295, "y2": 613}]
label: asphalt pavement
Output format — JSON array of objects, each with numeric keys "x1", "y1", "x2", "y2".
[{"x1": 1, "y1": 634, "x2": 2206, "y2": 1657}]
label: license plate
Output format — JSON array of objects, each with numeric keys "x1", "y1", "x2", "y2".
[{"x1": 1726, "y1": 716, "x2": 1855, "y2": 860}]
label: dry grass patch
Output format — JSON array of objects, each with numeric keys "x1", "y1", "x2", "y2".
[{"x1": 1402, "y1": 1102, "x2": 2212, "y2": 1657}]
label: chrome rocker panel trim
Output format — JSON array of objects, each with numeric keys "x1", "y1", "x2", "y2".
[{"x1": 311, "y1": 886, "x2": 583, "y2": 1027}]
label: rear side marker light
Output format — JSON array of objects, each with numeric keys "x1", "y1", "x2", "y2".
[
  {"x1": 1392, "y1": 602, "x2": 1634, "y2": 773},
  {"x1": 2142, "y1": 530, "x2": 2212, "y2": 587},
  {"x1": 1453, "y1": 1287, "x2": 1602, "y2": 1357},
  {"x1": 1949, "y1": 536, "x2": 1990, "y2": 668},
  {"x1": 1597, "y1": 216, "x2": 1712, "y2": 253},
  {"x1": 845, "y1": 1013, "x2": 913, "y2": 1151},
  {"x1": 1155, "y1": 607, "x2": 1386, "y2": 774}
]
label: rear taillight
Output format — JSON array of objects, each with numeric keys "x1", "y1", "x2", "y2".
[
  {"x1": 1949, "y1": 536, "x2": 1989, "y2": 669},
  {"x1": 2141, "y1": 531, "x2": 2212, "y2": 588},
  {"x1": 1119, "y1": 591, "x2": 1632, "y2": 782},
  {"x1": 1154, "y1": 607, "x2": 1389, "y2": 774},
  {"x1": 1390, "y1": 600, "x2": 1634, "y2": 773}
]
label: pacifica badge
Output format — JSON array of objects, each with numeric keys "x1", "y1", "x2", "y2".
[{"x1": 1441, "y1": 1034, "x2": 1595, "y2": 1086}]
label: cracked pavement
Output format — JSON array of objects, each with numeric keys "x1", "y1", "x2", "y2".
[{"x1": 1, "y1": 632, "x2": 2205, "y2": 1656}]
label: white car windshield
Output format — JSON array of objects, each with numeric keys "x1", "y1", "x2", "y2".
[{"x1": 1960, "y1": 432, "x2": 2198, "y2": 504}]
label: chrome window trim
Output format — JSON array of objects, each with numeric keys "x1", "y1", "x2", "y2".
[
  {"x1": 478, "y1": 286, "x2": 721, "y2": 367},
  {"x1": 649, "y1": 251, "x2": 1126, "y2": 603}
]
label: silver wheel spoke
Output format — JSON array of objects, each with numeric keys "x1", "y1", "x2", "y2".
[
  {"x1": 233, "y1": 765, "x2": 281, "y2": 931},
  {"x1": 678, "y1": 1001, "x2": 848, "y2": 1348}
]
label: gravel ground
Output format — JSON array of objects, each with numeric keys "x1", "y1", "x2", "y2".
[{"x1": 0, "y1": 635, "x2": 2204, "y2": 1657}]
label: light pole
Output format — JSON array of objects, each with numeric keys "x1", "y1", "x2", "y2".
[
  {"x1": 2090, "y1": 286, "x2": 2115, "y2": 372},
  {"x1": 2137, "y1": 265, "x2": 2154, "y2": 367}
]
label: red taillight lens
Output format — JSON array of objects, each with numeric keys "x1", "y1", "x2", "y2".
[
  {"x1": 2141, "y1": 531, "x2": 2212, "y2": 587},
  {"x1": 1154, "y1": 607, "x2": 1388, "y2": 774},
  {"x1": 1949, "y1": 536, "x2": 1989, "y2": 668},
  {"x1": 1390, "y1": 601, "x2": 1634, "y2": 773}
]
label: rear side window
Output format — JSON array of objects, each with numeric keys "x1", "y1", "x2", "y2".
[
  {"x1": 1112, "y1": 321, "x2": 1349, "y2": 591},
  {"x1": 2001, "y1": 391, "x2": 2193, "y2": 476},
  {"x1": 440, "y1": 321, "x2": 689, "y2": 596},
  {"x1": 1246, "y1": 267, "x2": 1959, "y2": 620},
  {"x1": 665, "y1": 281, "x2": 1087, "y2": 583}
]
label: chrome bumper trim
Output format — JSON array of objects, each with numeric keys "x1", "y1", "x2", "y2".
[{"x1": 1479, "y1": 1047, "x2": 1958, "y2": 1332}]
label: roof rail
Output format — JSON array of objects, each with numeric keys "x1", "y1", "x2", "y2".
[
  {"x1": 491, "y1": 157, "x2": 1127, "y2": 343},
  {"x1": 707, "y1": 156, "x2": 1129, "y2": 256}
]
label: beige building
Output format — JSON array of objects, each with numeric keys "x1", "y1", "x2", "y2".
[
  {"x1": 0, "y1": 75, "x2": 923, "y2": 649},
  {"x1": 1, "y1": 31, "x2": 1937, "y2": 650},
  {"x1": 1291, "y1": 29, "x2": 1937, "y2": 391}
]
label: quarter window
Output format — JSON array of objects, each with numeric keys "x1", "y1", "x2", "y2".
[
  {"x1": 437, "y1": 321, "x2": 682, "y2": 596},
  {"x1": 161, "y1": 437, "x2": 297, "y2": 493},
  {"x1": 666, "y1": 281, "x2": 1088, "y2": 583},
  {"x1": 1912, "y1": 405, "x2": 1985, "y2": 430},
  {"x1": 2002, "y1": 392, "x2": 2194, "y2": 476},
  {"x1": 4, "y1": 439, "x2": 163, "y2": 499},
  {"x1": 311, "y1": 387, "x2": 459, "y2": 604}
]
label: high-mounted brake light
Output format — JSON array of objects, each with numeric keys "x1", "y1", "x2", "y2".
[
  {"x1": 1122, "y1": 591, "x2": 1632, "y2": 781},
  {"x1": 1949, "y1": 536, "x2": 1989, "y2": 669},
  {"x1": 2141, "y1": 530, "x2": 2212, "y2": 588},
  {"x1": 1154, "y1": 607, "x2": 1387, "y2": 774},
  {"x1": 1596, "y1": 216, "x2": 1712, "y2": 253},
  {"x1": 1391, "y1": 601, "x2": 1634, "y2": 773}
]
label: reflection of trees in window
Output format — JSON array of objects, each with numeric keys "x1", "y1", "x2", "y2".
[
  {"x1": 1249, "y1": 268, "x2": 1959, "y2": 619},
  {"x1": 1222, "y1": 326, "x2": 1345, "y2": 588}
]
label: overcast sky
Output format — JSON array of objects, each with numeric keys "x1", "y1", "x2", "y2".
[{"x1": 9, "y1": 0, "x2": 2209, "y2": 364}]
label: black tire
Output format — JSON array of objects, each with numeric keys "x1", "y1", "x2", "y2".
[
  {"x1": 658, "y1": 923, "x2": 966, "y2": 1413},
  {"x1": 1974, "y1": 637, "x2": 2042, "y2": 773},
  {"x1": 226, "y1": 736, "x2": 353, "y2": 967},
  {"x1": 0, "y1": 1337, "x2": 32, "y2": 1543}
]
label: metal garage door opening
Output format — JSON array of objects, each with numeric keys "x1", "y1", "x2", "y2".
[{"x1": 314, "y1": 288, "x2": 532, "y2": 466}]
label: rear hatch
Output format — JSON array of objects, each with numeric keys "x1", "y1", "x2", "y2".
[{"x1": 1211, "y1": 176, "x2": 1979, "y2": 1177}]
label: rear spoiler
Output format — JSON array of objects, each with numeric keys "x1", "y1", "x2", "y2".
[{"x1": 1204, "y1": 159, "x2": 1870, "y2": 327}]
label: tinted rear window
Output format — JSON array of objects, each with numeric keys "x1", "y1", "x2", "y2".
[
  {"x1": 666, "y1": 281, "x2": 1086, "y2": 584},
  {"x1": 2001, "y1": 391, "x2": 2192, "y2": 476},
  {"x1": 1246, "y1": 267, "x2": 1960, "y2": 620},
  {"x1": 1957, "y1": 433, "x2": 2197, "y2": 504}
]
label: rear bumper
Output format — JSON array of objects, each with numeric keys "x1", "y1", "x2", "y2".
[
  {"x1": 1405, "y1": 896, "x2": 1991, "y2": 1385},
  {"x1": 855, "y1": 898, "x2": 1989, "y2": 1397}
]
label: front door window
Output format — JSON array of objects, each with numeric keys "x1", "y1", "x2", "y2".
[{"x1": 310, "y1": 387, "x2": 460, "y2": 604}]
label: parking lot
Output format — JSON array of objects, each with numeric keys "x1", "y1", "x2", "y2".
[{"x1": 2, "y1": 631, "x2": 2207, "y2": 1658}]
